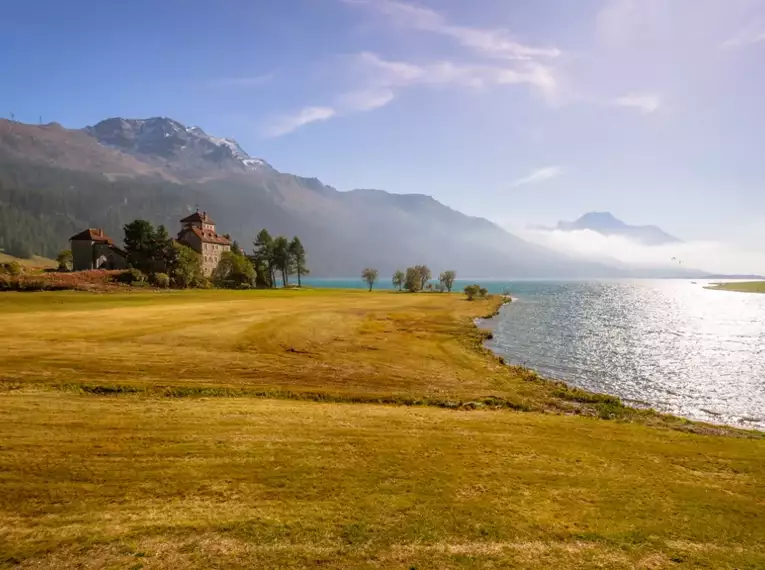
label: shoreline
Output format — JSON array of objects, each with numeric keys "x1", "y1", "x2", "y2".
[{"x1": 476, "y1": 294, "x2": 764, "y2": 434}]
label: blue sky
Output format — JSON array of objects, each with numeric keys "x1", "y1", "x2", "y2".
[{"x1": 2, "y1": 0, "x2": 764, "y2": 270}]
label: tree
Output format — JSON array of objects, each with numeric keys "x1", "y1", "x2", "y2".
[
  {"x1": 231, "y1": 240, "x2": 242, "y2": 255},
  {"x1": 464, "y1": 284, "x2": 480, "y2": 300},
  {"x1": 439, "y1": 270, "x2": 456, "y2": 293},
  {"x1": 56, "y1": 249, "x2": 73, "y2": 272},
  {"x1": 289, "y1": 237, "x2": 309, "y2": 287},
  {"x1": 169, "y1": 243, "x2": 204, "y2": 288},
  {"x1": 253, "y1": 229, "x2": 275, "y2": 288},
  {"x1": 7, "y1": 238, "x2": 33, "y2": 259},
  {"x1": 361, "y1": 267, "x2": 379, "y2": 291},
  {"x1": 464, "y1": 284, "x2": 487, "y2": 301},
  {"x1": 123, "y1": 220, "x2": 156, "y2": 272},
  {"x1": 392, "y1": 269, "x2": 405, "y2": 291},
  {"x1": 212, "y1": 250, "x2": 256, "y2": 289},
  {"x1": 151, "y1": 224, "x2": 175, "y2": 273},
  {"x1": 123, "y1": 221, "x2": 175, "y2": 274},
  {"x1": 415, "y1": 264, "x2": 432, "y2": 290},
  {"x1": 272, "y1": 236, "x2": 293, "y2": 287},
  {"x1": 404, "y1": 266, "x2": 422, "y2": 292}
]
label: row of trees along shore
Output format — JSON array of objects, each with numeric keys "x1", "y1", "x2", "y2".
[
  {"x1": 10, "y1": 219, "x2": 491, "y2": 298},
  {"x1": 362, "y1": 266, "x2": 457, "y2": 293}
]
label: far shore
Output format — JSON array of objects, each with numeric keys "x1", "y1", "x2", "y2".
[{"x1": 706, "y1": 281, "x2": 765, "y2": 294}]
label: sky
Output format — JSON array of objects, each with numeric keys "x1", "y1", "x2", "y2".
[{"x1": 2, "y1": 0, "x2": 764, "y2": 272}]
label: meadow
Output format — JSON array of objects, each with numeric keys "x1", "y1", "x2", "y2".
[
  {"x1": 709, "y1": 281, "x2": 765, "y2": 294},
  {"x1": 1, "y1": 289, "x2": 764, "y2": 568}
]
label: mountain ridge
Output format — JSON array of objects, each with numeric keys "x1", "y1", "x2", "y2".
[
  {"x1": 556, "y1": 211, "x2": 681, "y2": 246},
  {"x1": 0, "y1": 116, "x2": 622, "y2": 277}
]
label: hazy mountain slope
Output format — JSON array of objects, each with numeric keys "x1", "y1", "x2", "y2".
[
  {"x1": 557, "y1": 212, "x2": 681, "y2": 246},
  {"x1": 0, "y1": 119, "x2": 172, "y2": 180},
  {"x1": 0, "y1": 117, "x2": 624, "y2": 277}
]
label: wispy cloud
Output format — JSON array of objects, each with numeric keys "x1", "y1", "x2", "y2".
[
  {"x1": 722, "y1": 27, "x2": 765, "y2": 49},
  {"x1": 353, "y1": 52, "x2": 558, "y2": 97},
  {"x1": 209, "y1": 74, "x2": 274, "y2": 88},
  {"x1": 267, "y1": 106, "x2": 337, "y2": 137},
  {"x1": 511, "y1": 166, "x2": 562, "y2": 188},
  {"x1": 344, "y1": 0, "x2": 561, "y2": 61},
  {"x1": 337, "y1": 88, "x2": 396, "y2": 113},
  {"x1": 268, "y1": 0, "x2": 563, "y2": 136},
  {"x1": 613, "y1": 94, "x2": 661, "y2": 114},
  {"x1": 266, "y1": 51, "x2": 559, "y2": 137}
]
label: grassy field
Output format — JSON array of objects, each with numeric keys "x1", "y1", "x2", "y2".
[
  {"x1": 0, "y1": 252, "x2": 57, "y2": 269},
  {"x1": 1, "y1": 289, "x2": 764, "y2": 568},
  {"x1": 708, "y1": 281, "x2": 765, "y2": 294}
]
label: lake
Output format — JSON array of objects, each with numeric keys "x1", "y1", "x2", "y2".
[{"x1": 304, "y1": 278, "x2": 765, "y2": 429}]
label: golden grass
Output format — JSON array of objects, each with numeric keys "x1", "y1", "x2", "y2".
[
  {"x1": 1, "y1": 392, "x2": 763, "y2": 569},
  {"x1": 0, "y1": 252, "x2": 57, "y2": 269},
  {"x1": 0, "y1": 289, "x2": 545, "y2": 407},
  {"x1": 1, "y1": 289, "x2": 764, "y2": 568},
  {"x1": 708, "y1": 281, "x2": 765, "y2": 294}
]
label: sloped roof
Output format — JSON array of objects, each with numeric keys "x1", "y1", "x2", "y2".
[
  {"x1": 69, "y1": 228, "x2": 114, "y2": 244},
  {"x1": 178, "y1": 226, "x2": 231, "y2": 246},
  {"x1": 180, "y1": 211, "x2": 214, "y2": 224}
]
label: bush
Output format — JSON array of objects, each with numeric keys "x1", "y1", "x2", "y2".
[
  {"x1": 0, "y1": 261, "x2": 23, "y2": 276},
  {"x1": 464, "y1": 284, "x2": 489, "y2": 300},
  {"x1": 116, "y1": 268, "x2": 146, "y2": 285},
  {"x1": 150, "y1": 272, "x2": 170, "y2": 289},
  {"x1": 56, "y1": 249, "x2": 73, "y2": 272},
  {"x1": 0, "y1": 270, "x2": 122, "y2": 292},
  {"x1": 464, "y1": 284, "x2": 481, "y2": 300}
]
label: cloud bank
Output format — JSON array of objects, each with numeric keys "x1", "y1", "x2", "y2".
[{"x1": 522, "y1": 228, "x2": 765, "y2": 275}]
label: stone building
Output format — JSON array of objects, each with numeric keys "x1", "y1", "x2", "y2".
[
  {"x1": 69, "y1": 228, "x2": 129, "y2": 271},
  {"x1": 176, "y1": 211, "x2": 231, "y2": 276}
]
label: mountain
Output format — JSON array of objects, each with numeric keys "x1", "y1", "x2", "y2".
[
  {"x1": 84, "y1": 117, "x2": 272, "y2": 177},
  {"x1": 557, "y1": 212, "x2": 681, "y2": 246},
  {"x1": 0, "y1": 116, "x2": 624, "y2": 278}
]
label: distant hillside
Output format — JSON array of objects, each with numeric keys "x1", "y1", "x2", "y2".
[
  {"x1": 557, "y1": 212, "x2": 681, "y2": 246},
  {"x1": 0, "y1": 252, "x2": 57, "y2": 269},
  {"x1": 0, "y1": 117, "x2": 624, "y2": 278}
]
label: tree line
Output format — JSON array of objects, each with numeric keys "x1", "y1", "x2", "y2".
[
  {"x1": 251, "y1": 229, "x2": 308, "y2": 288},
  {"x1": 115, "y1": 221, "x2": 310, "y2": 290},
  {"x1": 362, "y1": 266, "x2": 457, "y2": 293}
]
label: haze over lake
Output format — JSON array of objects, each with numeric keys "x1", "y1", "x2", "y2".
[{"x1": 306, "y1": 278, "x2": 765, "y2": 429}]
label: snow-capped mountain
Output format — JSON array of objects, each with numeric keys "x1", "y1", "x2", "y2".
[{"x1": 85, "y1": 117, "x2": 271, "y2": 175}]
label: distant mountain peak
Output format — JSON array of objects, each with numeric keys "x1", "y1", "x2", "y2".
[
  {"x1": 84, "y1": 116, "x2": 271, "y2": 175},
  {"x1": 557, "y1": 212, "x2": 681, "y2": 245}
]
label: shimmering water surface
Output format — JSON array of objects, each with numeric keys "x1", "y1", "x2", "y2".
[
  {"x1": 305, "y1": 278, "x2": 765, "y2": 429},
  {"x1": 481, "y1": 280, "x2": 765, "y2": 430}
]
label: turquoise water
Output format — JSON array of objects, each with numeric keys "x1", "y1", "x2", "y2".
[
  {"x1": 301, "y1": 277, "x2": 515, "y2": 292},
  {"x1": 305, "y1": 277, "x2": 765, "y2": 429}
]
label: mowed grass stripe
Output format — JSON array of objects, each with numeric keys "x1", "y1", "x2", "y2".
[
  {"x1": 0, "y1": 392, "x2": 763, "y2": 568},
  {"x1": 0, "y1": 290, "x2": 519, "y2": 403}
]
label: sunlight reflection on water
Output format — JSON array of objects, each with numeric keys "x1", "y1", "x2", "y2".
[{"x1": 484, "y1": 280, "x2": 765, "y2": 430}]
